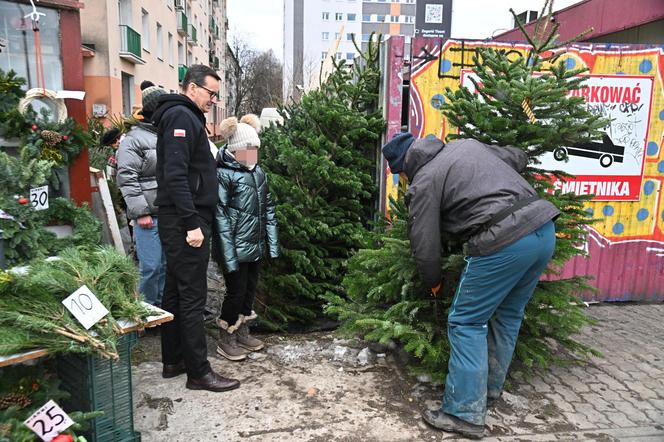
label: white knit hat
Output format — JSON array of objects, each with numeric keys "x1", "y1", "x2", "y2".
[{"x1": 219, "y1": 114, "x2": 261, "y2": 152}]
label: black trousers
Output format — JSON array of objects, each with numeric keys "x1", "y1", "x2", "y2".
[
  {"x1": 159, "y1": 213, "x2": 211, "y2": 379},
  {"x1": 221, "y1": 261, "x2": 260, "y2": 325}
]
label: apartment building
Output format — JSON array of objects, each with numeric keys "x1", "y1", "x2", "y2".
[
  {"x1": 81, "y1": 0, "x2": 228, "y2": 125},
  {"x1": 283, "y1": 0, "x2": 419, "y2": 100}
]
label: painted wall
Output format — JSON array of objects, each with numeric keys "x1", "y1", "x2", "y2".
[{"x1": 390, "y1": 37, "x2": 664, "y2": 301}]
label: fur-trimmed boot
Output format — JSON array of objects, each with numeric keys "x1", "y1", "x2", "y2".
[
  {"x1": 236, "y1": 311, "x2": 264, "y2": 351},
  {"x1": 216, "y1": 318, "x2": 249, "y2": 361}
]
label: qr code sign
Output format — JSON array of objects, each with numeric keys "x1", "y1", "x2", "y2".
[{"x1": 425, "y1": 4, "x2": 443, "y2": 24}]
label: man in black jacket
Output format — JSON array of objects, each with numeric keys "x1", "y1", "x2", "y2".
[
  {"x1": 382, "y1": 134, "x2": 559, "y2": 439},
  {"x1": 152, "y1": 64, "x2": 239, "y2": 392}
]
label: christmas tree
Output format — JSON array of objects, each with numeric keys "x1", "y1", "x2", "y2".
[
  {"x1": 326, "y1": 2, "x2": 606, "y2": 380},
  {"x1": 256, "y1": 37, "x2": 384, "y2": 328}
]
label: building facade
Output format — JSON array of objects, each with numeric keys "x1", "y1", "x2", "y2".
[{"x1": 81, "y1": 0, "x2": 228, "y2": 126}]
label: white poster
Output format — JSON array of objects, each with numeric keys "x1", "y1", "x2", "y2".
[{"x1": 461, "y1": 70, "x2": 655, "y2": 201}]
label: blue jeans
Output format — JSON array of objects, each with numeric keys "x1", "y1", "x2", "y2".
[
  {"x1": 134, "y1": 217, "x2": 166, "y2": 307},
  {"x1": 442, "y1": 221, "x2": 556, "y2": 426}
]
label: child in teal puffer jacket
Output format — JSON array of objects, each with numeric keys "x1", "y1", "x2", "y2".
[{"x1": 213, "y1": 114, "x2": 279, "y2": 361}]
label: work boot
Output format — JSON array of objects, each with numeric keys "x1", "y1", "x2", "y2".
[
  {"x1": 422, "y1": 409, "x2": 485, "y2": 439},
  {"x1": 216, "y1": 318, "x2": 249, "y2": 361},
  {"x1": 237, "y1": 312, "x2": 264, "y2": 351},
  {"x1": 186, "y1": 370, "x2": 240, "y2": 392}
]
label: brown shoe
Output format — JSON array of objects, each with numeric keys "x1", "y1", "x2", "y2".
[
  {"x1": 162, "y1": 361, "x2": 186, "y2": 379},
  {"x1": 185, "y1": 370, "x2": 240, "y2": 392}
]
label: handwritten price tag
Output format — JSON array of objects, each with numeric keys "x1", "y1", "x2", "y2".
[
  {"x1": 62, "y1": 285, "x2": 109, "y2": 330},
  {"x1": 30, "y1": 185, "x2": 49, "y2": 211},
  {"x1": 24, "y1": 400, "x2": 74, "y2": 441}
]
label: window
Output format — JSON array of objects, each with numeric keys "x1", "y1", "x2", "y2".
[
  {"x1": 168, "y1": 33, "x2": 174, "y2": 65},
  {"x1": 335, "y1": 32, "x2": 340, "y2": 40},
  {"x1": 362, "y1": 33, "x2": 369, "y2": 42},
  {"x1": 347, "y1": 13, "x2": 356, "y2": 21},
  {"x1": 322, "y1": 32, "x2": 330, "y2": 40},
  {"x1": 121, "y1": 72, "x2": 135, "y2": 116},
  {"x1": 322, "y1": 52, "x2": 328, "y2": 60},
  {"x1": 156, "y1": 23, "x2": 163, "y2": 60},
  {"x1": 346, "y1": 33, "x2": 353, "y2": 41},
  {"x1": 141, "y1": 10, "x2": 150, "y2": 51},
  {"x1": 390, "y1": 15, "x2": 398, "y2": 22},
  {"x1": 178, "y1": 42, "x2": 184, "y2": 65},
  {"x1": 336, "y1": 52, "x2": 341, "y2": 60},
  {"x1": 0, "y1": 3, "x2": 63, "y2": 91},
  {"x1": 335, "y1": 12, "x2": 343, "y2": 20},
  {"x1": 377, "y1": 15, "x2": 385, "y2": 22},
  {"x1": 362, "y1": 14, "x2": 371, "y2": 21},
  {"x1": 322, "y1": 12, "x2": 330, "y2": 20},
  {"x1": 514, "y1": 10, "x2": 538, "y2": 27},
  {"x1": 405, "y1": 16, "x2": 414, "y2": 23},
  {"x1": 346, "y1": 52, "x2": 354, "y2": 60}
]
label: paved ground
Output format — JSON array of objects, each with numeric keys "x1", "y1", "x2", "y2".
[{"x1": 131, "y1": 304, "x2": 664, "y2": 441}]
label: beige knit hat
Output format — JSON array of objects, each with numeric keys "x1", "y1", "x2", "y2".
[{"x1": 219, "y1": 114, "x2": 261, "y2": 152}]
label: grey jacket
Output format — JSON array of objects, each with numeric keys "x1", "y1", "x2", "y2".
[
  {"x1": 116, "y1": 123, "x2": 159, "y2": 220},
  {"x1": 404, "y1": 137, "x2": 560, "y2": 288},
  {"x1": 214, "y1": 149, "x2": 279, "y2": 273}
]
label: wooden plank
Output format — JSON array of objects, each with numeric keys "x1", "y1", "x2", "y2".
[
  {"x1": 94, "y1": 169, "x2": 125, "y2": 253},
  {"x1": 0, "y1": 349, "x2": 50, "y2": 368}
]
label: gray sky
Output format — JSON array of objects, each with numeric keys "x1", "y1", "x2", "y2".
[{"x1": 227, "y1": 0, "x2": 284, "y2": 60}]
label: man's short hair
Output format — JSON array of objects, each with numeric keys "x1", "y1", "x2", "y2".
[{"x1": 182, "y1": 64, "x2": 221, "y2": 90}]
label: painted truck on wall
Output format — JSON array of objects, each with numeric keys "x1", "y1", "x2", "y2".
[{"x1": 383, "y1": 37, "x2": 664, "y2": 301}]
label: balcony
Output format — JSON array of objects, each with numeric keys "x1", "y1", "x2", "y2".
[
  {"x1": 119, "y1": 25, "x2": 145, "y2": 64},
  {"x1": 187, "y1": 24, "x2": 197, "y2": 44},
  {"x1": 178, "y1": 64, "x2": 187, "y2": 83},
  {"x1": 177, "y1": 11, "x2": 188, "y2": 36},
  {"x1": 209, "y1": 55, "x2": 219, "y2": 69}
]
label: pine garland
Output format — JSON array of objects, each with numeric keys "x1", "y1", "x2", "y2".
[{"x1": 0, "y1": 247, "x2": 150, "y2": 359}]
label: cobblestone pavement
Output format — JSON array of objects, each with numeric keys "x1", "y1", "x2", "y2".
[
  {"x1": 475, "y1": 303, "x2": 664, "y2": 441},
  {"x1": 133, "y1": 304, "x2": 664, "y2": 441}
]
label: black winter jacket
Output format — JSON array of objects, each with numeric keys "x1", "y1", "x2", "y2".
[
  {"x1": 153, "y1": 94, "x2": 217, "y2": 230},
  {"x1": 404, "y1": 137, "x2": 560, "y2": 288}
]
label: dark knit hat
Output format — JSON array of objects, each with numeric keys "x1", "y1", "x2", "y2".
[
  {"x1": 101, "y1": 127, "x2": 121, "y2": 146},
  {"x1": 382, "y1": 132, "x2": 415, "y2": 174},
  {"x1": 141, "y1": 86, "x2": 167, "y2": 117},
  {"x1": 140, "y1": 80, "x2": 155, "y2": 90}
]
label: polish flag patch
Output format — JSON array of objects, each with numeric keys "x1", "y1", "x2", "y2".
[{"x1": 173, "y1": 129, "x2": 186, "y2": 137}]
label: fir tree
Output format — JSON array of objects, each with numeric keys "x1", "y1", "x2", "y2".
[
  {"x1": 256, "y1": 38, "x2": 384, "y2": 328},
  {"x1": 326, "y1": 2, "x2": 605, "y2": 381}
]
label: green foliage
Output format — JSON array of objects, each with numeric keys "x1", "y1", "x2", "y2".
[
  {"x1": 86, "y1": 117, "x2": 114, "y2": 171},
  {"x1": 256, "y1": 38, "x2": 384, "y2": 328},
  {"x1": 0, "y1": 365, "x2": 100, "y2": 442},
  {"x1": 327, "y1": 4, "x2": 602, "y2": 380},
  {"x1": 0, "y1": 247, "x2": 150, "y2": 359},
  {"x1": 0, "y1": 70, "x2": 102, "y2": 266}
]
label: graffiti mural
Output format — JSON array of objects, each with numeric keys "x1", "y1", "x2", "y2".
[{"x1": 406, "y1": 38, "x2": 664, "y2": 301}]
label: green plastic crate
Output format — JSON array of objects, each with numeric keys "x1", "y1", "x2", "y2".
[{"x1": 57, "y1": 332, "x2": 141, "y2": 442}]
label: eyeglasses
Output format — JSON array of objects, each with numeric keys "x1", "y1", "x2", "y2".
[{"x1": 195, "y1": 83, "x2": 219, "y2": 100}]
